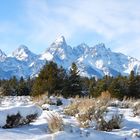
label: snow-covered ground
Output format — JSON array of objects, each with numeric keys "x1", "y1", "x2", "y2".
[{"x1": 0, "y1": 96, "x2": 140, "y2": 140}]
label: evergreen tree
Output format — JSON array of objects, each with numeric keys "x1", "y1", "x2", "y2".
[
  {"x1": 1, "y1": 76, "x2": 17, "y2": 96},
  {"x1": 135, "y1": 75, "x2": 140, "y2": 98},
  {"x1": 108, "y1": 78, "x2": 123, "y2": 99},
  {"x1": 56, "y1": 66, "x2": 67, "y2": 95},
  {"x1": 128, "y1": 70, "x2": 137, "y2": 97},
  {"x1": 89, "y1": 77, "x2": 96, "y2": 97},
  {"x1": 65, "y1": 62, "x2": 82, "y2": 97},
  {"x1": 17, "y1": 77, "x2": 29, "y2": 96},
  {"x1": 81, "y1": 77, "x2": 90, "y2": 96},
  {"x1": 31, "y1": 61, "x2": 59, "y2": 96}
]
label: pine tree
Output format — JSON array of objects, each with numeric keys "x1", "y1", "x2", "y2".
[
  {"x1": 109, "y1": 79, "x2": 123, "y2": 99},
  {"x1": 56, "y1": 66, "x2": 67, "y2": 95},
  {"x1": 2, "y1": 76, "x2": 18, "y2": 96},
  {"x1": 18, "y1": 77, "x2": 29, "y2": 96},
  {"x1": 128, "y1": 70, "x2": 137, "y2": 97},
  {"x1": 31, "y1": 61, "x2": 59, "y2": 96},
  {"x1": 65, "y1": 62, "x2": 82, "y2": 97},
  {"x1": 89, "y1": 77, "x2": 96, "y2": 97}
]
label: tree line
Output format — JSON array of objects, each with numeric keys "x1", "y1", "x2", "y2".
[{"x1": 0, "y1": 61, "x2": 140, "y2": 99}]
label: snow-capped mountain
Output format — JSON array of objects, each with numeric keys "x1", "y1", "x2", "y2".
[
  {"x1": 0, "y1": 36, "x2": 140, "y2": 79},
  {"x1": 0, "y1": 46, "x2": 45, "y2": 79},
  {"x1": 40, "y1": 36, "x2": 76, "y2": 68},
  {"x1": 12, "y1": 45, "x2": 37, "y2": 62},
  {"x1": 0, "y1": 49, "x2": 7, "y2": 61}
]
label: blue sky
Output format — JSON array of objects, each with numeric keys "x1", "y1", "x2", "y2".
[{"x1": 0, "y1": 0, "x2": 140, "y2": 59}]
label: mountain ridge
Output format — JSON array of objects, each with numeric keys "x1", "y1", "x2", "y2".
[{"x1": 0, "y1": 36, "x2": 140, "y2": 79}]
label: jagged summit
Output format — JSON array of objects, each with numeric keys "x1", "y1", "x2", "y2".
[
  {"x1": 77, "y1": 43, "x2": 89, "y2": 48},
  {"x1": 12, "y1": 45, "x2": 36, "y2": 61},
  {"x1": 94, "y1": 43, "x2": 106, "y2": 49},
  {"x1": 42, "y1": 36, "x2": 74, "y2": 66},
  {"x1": 18, "y1": 45, "x2": 29, "y2": 50},
  {"x1": 0, "y1": 36, "x2": 140, "y2": 79},
  {"x1": 51, "y1": 36, "x2": 67, "y2": 47},
  {"x1": 54, "y1": 36, "x2": 66, "y2": 44}
]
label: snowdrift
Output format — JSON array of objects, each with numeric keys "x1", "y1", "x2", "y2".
[{"x1": 0, "y1": 104, "x2": 42, "y2": 127}]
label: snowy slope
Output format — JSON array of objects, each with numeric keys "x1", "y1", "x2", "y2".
[
  {"x1": 0, "y1": 46, "x2": 45, "y2": 79},
  {"x1": 40, "y1": 36, "x2": 77, "y2": 68},
  {"x1": 41, "y1": 36, "x2": 140, "y2": 78},
  {"x1": 0, "y1": 96, "x2": 140, "y2": 140},
  {"x1": 0, "y1": 36, "x2": 140, "y2": 79}
]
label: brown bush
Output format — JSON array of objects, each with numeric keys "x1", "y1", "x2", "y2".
[
  {"x1": 64, "y1": 102, "x2": 79, "y2": 116},
  {"x1": 46, "y1": 112, "x2": 63, "y2": 133},
  {"x1": 101, "y1": 91, "x2": 111, "y2": 99}
]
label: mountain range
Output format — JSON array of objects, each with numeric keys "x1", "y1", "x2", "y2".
[{"x1": 0, "y1": 36, "x2": 140, "y2": 79}]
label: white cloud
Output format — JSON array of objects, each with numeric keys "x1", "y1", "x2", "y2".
[
  {"x1": 1, "y1": 0, "x2": 140, "y2": 59},
  {"x1": 23, "y1": 0, "x2": 140, "y2": 40},
  {"x1": 22, "y1": 0, "x2": 76, "y2": 45},
  {"x1": 113, "y1": 38, "x2": 140, "y2": 59}
]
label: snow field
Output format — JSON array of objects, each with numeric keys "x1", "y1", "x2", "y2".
[{"x1": 0, "y1": 96, "x2": 140, "y2": 139}]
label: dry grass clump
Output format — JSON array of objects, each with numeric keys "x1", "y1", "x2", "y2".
[
  {"x1": 77, "y1": 106, "x2": 95, "y2": 128},
  {"x1": 77, "y1": 98, "x2": 96, "y2": 112},
  {"x1": 64, "y1": 96, "x2": 108, "y2": 114},
  {"x1": 64, "y1": 102, "x2": 79, "y2": 116},
  {"x1": 33, "y1": 93, "x2": 63, "y2": 107},
  {"x1": 45, "y1": 112, "x2": 63, "y2": 133},
  {"x1": 132, "y1": 101, "x2": 140, "y2": 117},
  {"x1": 121, "y1": 97, "x2": 135, "y2": 108},
  {"x1": 64, "y1": 95, "x2": 123, "y2": 131},
  {"x1": 101, "y1": 91, "x2": 111, "y2": 99},
  {"x1": 97, "y1": 91, "x2": 111, "y2": 107},
  {"x1": 32, "y1": 93, "x2": 48, "y2": 106},
  {"x1": 66, "y1": 97, "x2": 108, "y2": 128},
  {"x1": 77, "y1": 105, "x2": 107, "y2": 128},
  {"x1": 64, "y1": 98, "x2": 96, "y2": 116}
]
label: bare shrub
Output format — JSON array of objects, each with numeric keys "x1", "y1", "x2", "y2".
[
  {"x1": 73, "y1": 97, "x2": 123, "y2": 131},
  {"x1": 77, "y1": 111, "x2": 93, "y2": 128},
  {"x1": 64, "y1": 98, "x2": 96, "y2": 116},
  {"x1": 56, "y1": 98, "x2": 63, "y2": 106},
  {"x1": 77, "y1": 98, "x2": 96, "y2": 113},
  {"x1": 121, "y1": 97, "x2": 135, "y2": 108},
  {"x1": 76, "y1": 99, "x2": 107, "y2": 128},
  {"x1": 131, "y1": 129, "x2": 140, "y2": 138},
  {"x1": 25, "y1": 113, "x2": 38, "y2": 124},
  {"x1": 3, "y1": 113, "x2": 38, "y2": 129},
  {"x1": 64, "y1": 96, "x2": 123, "y2": 131},
  {"x1": 96, "y1": 114, "x2": 123, "y2": 131},
  {"x1": 93, "y1": 106, "x2": 107, "y2": 121},
  {"x1": 64, "y1": 102, "x2": 79, "y2": 116},
  {"x1": 108, "y1": 114, "x2": 123, "y2": 129},
  {"x1": 45, "y1": 96, "x2": 63, "y2": 106},
  {"x1": 46, "y1": 112, "x2": 63, "y2": 133},
  {"x1": 3, "y1": 113, "x2": 22, "y2": 128},
  {"x1": 76, "y1": 105, "x2": 108, "y2": 128}
]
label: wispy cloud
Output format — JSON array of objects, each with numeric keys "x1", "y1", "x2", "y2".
[
  {"x1": 114, "y1": 38, "x2": 140, "y2": 59},
  {"x1": 24, "y1": 0, "x2": 140, "y2": 38},
  {"x1": 0, "y1": 0, "x2": 140, "y2": 59}
]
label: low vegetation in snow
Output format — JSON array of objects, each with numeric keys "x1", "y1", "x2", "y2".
[
  {"x1": 45, "y1": 112, "x2": 63, "y2": 133},
  {"x1": 0, "y1": 96, "x2": 140, "y2": 140}
]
